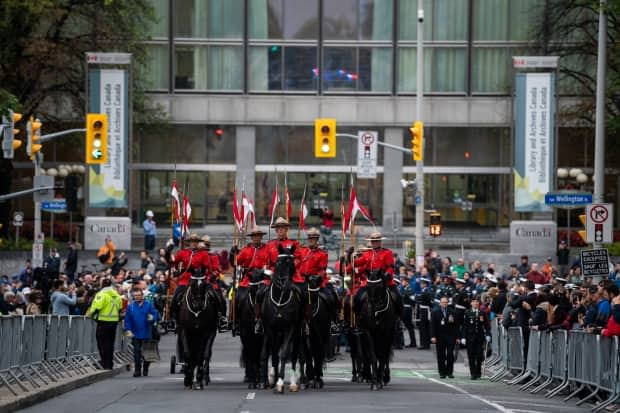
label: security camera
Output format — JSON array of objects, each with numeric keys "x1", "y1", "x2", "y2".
[
  {"x1": 400, "y1": 179, "x2": 408, "y2": 189},
  {"x1": 417, "y1": 10, "x2": 424, "y2": 23}
]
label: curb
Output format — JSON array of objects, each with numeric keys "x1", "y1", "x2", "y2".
[{"x1": 0, "y1": 364, "x2": 129, "y2": 413}]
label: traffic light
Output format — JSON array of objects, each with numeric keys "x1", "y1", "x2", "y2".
[
  {"x1": 429, "y1": 212, "x2": 442, "y2": 237},
  {"x1": 578, "y1": 214, "x2": 587, "y2": 243},
  {"x1": 314, "y1": 118, "x2": 336, "y2": 158},
  {"x1": 26, "y1": 117, "x2": 42, "y2": 161},
  {"x1": 1, "y1": 110, "x2": 23, "y2": 159},
  {"x1": 410, "y1": 121, "x2": 424, "y2": 161},
  {"x1": 86, "y1": 113, "x2": 108, "y2": 164}
]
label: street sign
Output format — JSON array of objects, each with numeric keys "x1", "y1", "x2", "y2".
[
  {"x1": 32, "y1": 240, "x2": 43, "y2": 268},
  {"x1": 13, "y1": 211, "x2": 23, "y2": 227},
  {"x1": 586, "y1": 203, "x2": 613, "y2": 243},
  {"x1": 545, "y1": 192, "x2": 592, "y2": 206},
  {"x1": 41, "y1": 199, "x2": 67, "y2": 213},
  {"x1": 86, "y1": 52, "x2": 132, "y2": 65},
  {"x1": 512, "y1": 56, "x2": 559, "y2": 69},
  {"x1": 357, "y1": 131, "x2": 378, "y2": 179},
  {"x1": 580, "y1": 248, "x2": 610, "y2": 278}
]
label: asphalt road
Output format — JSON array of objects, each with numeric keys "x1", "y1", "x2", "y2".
[{"x1": 19, "y1": 332, "x2": 590, "y2": 413}]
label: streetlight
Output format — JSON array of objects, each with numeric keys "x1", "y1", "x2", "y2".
[{"x1": 556, "y1": 167, "x2": 592, "y2": 248}]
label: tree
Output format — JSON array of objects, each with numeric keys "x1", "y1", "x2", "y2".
[
  {"x1": 537, "y1": 0, "x2": 620, "y2": 160},
  {"x1": 0, "y1": 0, "x2": 167, "y2": 238}
]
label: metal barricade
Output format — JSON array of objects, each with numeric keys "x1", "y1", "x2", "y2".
[
  {"x1": 507, "y1": 327, "x2": 525, "y2": 376},
  {"x1": 546, "y1": 329, "x2": 569, "y2": 398},
  {"x1": 592, "y1": 336, "x2": 619, "y2": 412},
  {"x1": 489, "y1": 324, "x2": 511, "y2": 381},
  {"x1": 515, "y1": 330, "x2": 540, "y2": 388},
  {"x1": 0, "y1": 316, "x2": 27, "y2": 396},
  {"x1": 530, "y1": 331, "x2": 553, "y2": 393}
]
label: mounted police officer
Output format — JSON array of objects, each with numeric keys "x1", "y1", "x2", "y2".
[
  {"x1": 232, "y1": 226, "x2": 270, "y2": 333},
  {"x1": 170, "y1": 233, "x2": 212, "y2": 321},
  {"x1": 201, "y1": 235, "x2": 230, "y2": 332},
  {"x1": 297, "y1": 227, "x2": 339, "y2": 335},
  {"x1": 461, "y1": 296, "x2": 490, "y2": 379},
  {"x1": 353, "y1": 231, "x2": 403, "y2": 316}
]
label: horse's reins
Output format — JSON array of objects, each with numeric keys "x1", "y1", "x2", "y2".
[
  {"x1": 367, "y1": 277, "x2": 391, "y2": 318},
  {"x1": 185, "y1": 275, "x2": 208, "y2": 318},
  {"x1": 270, "y1": 253, "x2": 294, "y2": 307}
]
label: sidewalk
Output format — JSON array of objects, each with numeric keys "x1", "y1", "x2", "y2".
[{"x1": 0, "y1": 365, "x2": 127, "y2": 413}]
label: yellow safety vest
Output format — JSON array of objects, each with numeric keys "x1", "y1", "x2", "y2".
[{"x1": 87, "y1": 287, "x2": 122, "y2": 322}]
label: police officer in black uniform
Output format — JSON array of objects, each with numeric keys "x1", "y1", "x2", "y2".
[
  {"x1": 461, "y1": 296, "x2": 490, "y2": 379},
  {"x1": 400, "y1": 277, "x2": 417, "y2": 348},
  {"x1": 416, "y1": 277, "x2": 433, "y2": 349},
  {"x1": 430, "y1": 296, "x2": 461, "y2": 379},
  {"x1": 452, "y1": 278, "x2": 471, "y2": 325}
]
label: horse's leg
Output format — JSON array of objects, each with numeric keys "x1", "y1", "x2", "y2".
[
  {"x1": 181, "y1": 330, "x2": 193, "y2": 388},
  {"x1": 281, "y1": 327, "x2": 298, "y2": 393},
  {"x1": 270, "y1": 335, "x2": 279, "y2": 389},
  {"x1": 259, "y1": 333, "x2": 269, "y2": 389},
  {"x1": 365, "y1": 332, "x2": 378, "y2": 390},
  {"x1": 203, "y1": 329, "x2": 216, "y2": 386}
]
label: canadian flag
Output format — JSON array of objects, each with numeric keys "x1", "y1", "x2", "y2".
[
  {"x1": 268, "y1": 186, "x2": 280, "y2": 228},
  {"x1": 345, "y1": 186, "x2": 374, "y2": 231},
  {"x1": 285, "y1": 186, "x2": 293, "y2": 221},
  {"x1": 171, "y1": 180, "x2": 181, "y2": 223},
  {"x1": 181, "y1": 194, "x2": 192, "y2": 235},
  {"x1": 243, "y1": 193, "x2": 256, "y2": 228},
  {"x1": 299, "y1": 202, "x2": 308, "y2": 231},
  {"x1": 232, "y1": 189, "x2": 243, "y2": 231}
]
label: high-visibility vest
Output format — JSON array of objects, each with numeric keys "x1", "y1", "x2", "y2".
[{"x1": 88, "y1": 287, "x2": 122, "y2": 322}]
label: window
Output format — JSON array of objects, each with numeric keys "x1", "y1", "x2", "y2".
[
  {"x1": 398, "y1": 47, "x2": 466, "y2": 93},
  {"x1": 174, "y1": 0, "x2": 243, "y2": 39},
  {"x1": 323, "y1": 0, "x2": 392, "y2": 41},
  {"x1": 248, "y1": 46, "x2": 318, "y2": 91},
  {"x1": 142, "y1": 45, "x2": 169, "y2": 90},
  {"x1": 323, "y1": 47, "x2": 392, "y2": 92},
  {"x1": 146, "y1": 0, "x2": 169, "y2": 38},
  {"x1": 473, "y1": 0, "x2": 544, "y2": 41},
  {"x1": 249, "y1": 0, "x2": 319, "y2": 40},
  {"x1": 174, "y1": 45, "x2": 242, "y2": 90},
  {"x1": 399, "y1": 0, "x2": 468, "y2": 41},
  {"x1": 134, "y1": 125, "x2": 236, "y2": 163}
]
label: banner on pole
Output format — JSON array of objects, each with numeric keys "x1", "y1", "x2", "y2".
[
  {"x1": 514, "y1": 72, "x2": 555, "y2": 212},
  {"x1": 87, "y1": 68, "x2": 129, "y2": 208}
]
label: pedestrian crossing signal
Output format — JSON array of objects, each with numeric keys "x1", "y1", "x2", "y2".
[
  {"x1": 429, "y1": 212, "x2": 442, "y2": 237},
  {"x1": 578, "y1": 214, "x2": 587, "y2": 243}
]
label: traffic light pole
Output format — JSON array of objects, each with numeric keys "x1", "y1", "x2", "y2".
[
  {"x1": 335, "y1": 133, "x2": 413, "y2": 155},
  {"x1": 415, "y1": 0, "x2": 425, "y2": 267},
  {"x1": 593, "y1": 0, "x2": 606, "y2": 253}
]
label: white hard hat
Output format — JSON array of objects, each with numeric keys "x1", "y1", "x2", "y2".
[{"x1": 146, "y1": 210, "x2": 154, "y2": 217}]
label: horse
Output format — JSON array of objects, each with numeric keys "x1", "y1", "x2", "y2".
[
  {"x1": 358, "y1": 269, "x2": 400, "y2": 390},
  {"x1": 343, "y1": 292, "x2": 370, "y2": 383},
  {"x1": 303, "y1": 274, "x2": 331, "y2": 389},
  {"x1": 177, "y1": 269, "x2": 218, "y2": 389},
  {"x1": 237, "y1": 269, "x2": 268, "y2": 389},
  {"x1": 260, "y1": 245, "x2": 303, "y2": 393}
]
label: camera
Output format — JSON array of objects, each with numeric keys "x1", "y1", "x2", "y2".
[{"x1": 417, "y1": 10, "x2": 424, "y2": 22}]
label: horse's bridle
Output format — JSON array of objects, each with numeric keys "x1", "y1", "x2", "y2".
[
  {"x1": 367, "y1": 274, "x2": 390, "y2": 318},
  {"x1": 270, "y1": 253, "x2": 295, "y2": 307}
]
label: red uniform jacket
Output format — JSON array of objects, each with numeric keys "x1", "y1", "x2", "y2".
[
  {"x1": 173, "y1": 248, "x2": 212, "y2": 286},
  {"x1": 354, "y1": 247, "x2": 395, "y2": 287},
  {"x1": 208, "y1": 252, "x2": 222, "y2": 288},
  {"x1": 236, "y1": 243, "x2": 270, "y2": 287},
  {"x1": 267, "y1": 238, "x2": 301, "y2": 273},
  {"x1": 297, "y1": 246, "x2": 328, "y2": 286}
]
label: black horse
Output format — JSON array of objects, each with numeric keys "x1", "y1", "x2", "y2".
[
  {"x1": 302, "y1": 275, "x2": 331, "y2": 389},
  {"x1": 177, "y1": 271, "x2": 218, "y2": 389},
  {"x1": 260, "y1": 245, "x2": 303, "y2": 393},
  {"x1": 237, "y1": 269, "x2": 268, "y2": 389},
  {"x1": 358, "y1": 269, "x2": 400, "y2": 390}
]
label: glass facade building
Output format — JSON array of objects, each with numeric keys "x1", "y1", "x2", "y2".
[{"x1": 121, "y1": 0, "x2": 603, "y2": 231}]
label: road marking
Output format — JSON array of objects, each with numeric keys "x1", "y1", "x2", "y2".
[
  {"x1": 240, "y1": 411, "x2": 250, "y2": 413},
  {"x1": 512, "y1": 410, "x2": 546, "y2": 413},
  {"x1": 246, "y1": 392, "x2": 255, "y2": 400},
  {"x1": 426, "y1": 377, "x2": 515, "y2": 413}
]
